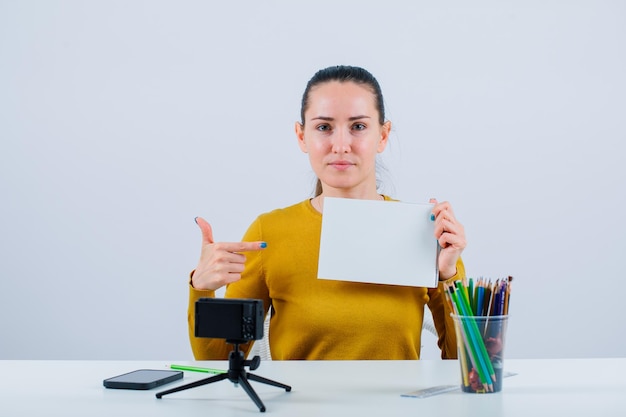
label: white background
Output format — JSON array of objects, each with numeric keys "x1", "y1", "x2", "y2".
[{"x1": 1, "y1": 0, "x2": 624, "y2": 360}]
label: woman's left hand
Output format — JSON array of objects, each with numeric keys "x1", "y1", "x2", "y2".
[{"x1": 430, "y1": 198, "x2": 466, "y2": 280}]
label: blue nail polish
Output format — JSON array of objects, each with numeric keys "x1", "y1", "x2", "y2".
[
  {"x1": 430, "y1": 214, "x2": 435, "y2": 221},
  {"x1": 260, "y1": 242, "x2": 267, "y2": 248},
  {"x1": 194, "y1": 216, "x2": 199, "y2": 224}
]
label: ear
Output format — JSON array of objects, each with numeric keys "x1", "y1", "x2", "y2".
[
  {"x1": 377, "y1": 121, "x2": 391, "y2": 153},
  {"x1": 295, "y1": 122, "x2": 308, "y2": 153}
]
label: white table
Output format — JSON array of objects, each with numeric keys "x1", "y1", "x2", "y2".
[{"x1": 1, "y1": 359, "x2": 624, "y2": 416}]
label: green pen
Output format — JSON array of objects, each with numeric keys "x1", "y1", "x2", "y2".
[{"x1": 169, "y1": 364, "x2": 227, "y2": 374}]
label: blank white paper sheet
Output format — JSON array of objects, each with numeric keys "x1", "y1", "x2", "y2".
[{"x1": 318, "y1": 197, "x2": 439, "y2": 288}]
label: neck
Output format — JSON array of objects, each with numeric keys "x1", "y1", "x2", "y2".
[
  {"x1": 312, "y1": 192, "x2": 384, "y2": 213},
  {"x1": 320, "y1": 183, "x2": 382, "y2": 200}
]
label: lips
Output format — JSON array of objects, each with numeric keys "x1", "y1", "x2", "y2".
[{"x1": 328, "y1": 160, "x2": 355, "y2": 171}]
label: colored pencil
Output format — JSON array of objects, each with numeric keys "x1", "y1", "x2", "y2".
[{"x1": 451, "y1": 283, "x2": 493, "y2": 390}]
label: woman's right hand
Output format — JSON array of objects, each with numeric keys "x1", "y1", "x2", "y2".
[{"x1": 191, "y1": 217, "x2": 267, "y2": 291}]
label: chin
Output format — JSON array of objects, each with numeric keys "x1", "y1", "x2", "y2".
[{"x1": 322, "y1": 181, "x2": 358, "y2": 191}]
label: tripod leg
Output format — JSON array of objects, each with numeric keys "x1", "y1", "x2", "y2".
[
  {"x1": 247, "y1": 373, "x2": 292, "y2": 392},
  {"x1": 156, "y1": 373, "x2": 228, "y2": 398},
  {"x1": 237, "y1": 375, "x2": 267, "y2": 412}
]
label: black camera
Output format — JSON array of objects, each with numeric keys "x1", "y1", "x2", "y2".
[{"x1": 195, "y1": 298, "x2": 264, "y2": 341}]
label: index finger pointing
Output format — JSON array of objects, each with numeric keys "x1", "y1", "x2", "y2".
[{"x1": 218, "y1": 241, "x2": 268, "y2": 253}]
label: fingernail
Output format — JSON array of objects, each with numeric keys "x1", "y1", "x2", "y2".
[
  {"x1": 430, "y1": 214, "x2": 435, "y2": 221},
  {"x1": 260, "y1": 242, "x2": 267, "y2": 249},
  {"x1": 194, "y1": 217, "x2": 199, "y2": 224}
]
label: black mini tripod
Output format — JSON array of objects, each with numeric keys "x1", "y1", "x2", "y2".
[{"x1": 156, "y1": 340, "x2": 291, "y2": 412}]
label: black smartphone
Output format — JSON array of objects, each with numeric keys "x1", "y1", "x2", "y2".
[{"x1": 103, "y1": 369, "x2": 183, "y2": 390}]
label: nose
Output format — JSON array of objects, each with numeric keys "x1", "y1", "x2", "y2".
[{"x1": 331, "y1": 128, "x2": 351, "y2": 153}]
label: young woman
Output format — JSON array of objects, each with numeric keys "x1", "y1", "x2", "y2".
[{"x1": 188, "y1": 65, "x2": 466, "y2": 360}]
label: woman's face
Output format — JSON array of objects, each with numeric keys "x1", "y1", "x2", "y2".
[{"x1": 296, "y1": 81, "x2": 391, "y2": 198}]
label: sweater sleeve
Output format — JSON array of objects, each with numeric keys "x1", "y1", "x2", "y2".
[{"x1": 427, "y1": 257, "x2": 466, "y2": 359}]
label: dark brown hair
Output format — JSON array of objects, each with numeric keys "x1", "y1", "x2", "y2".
[{"x1": 300, "y1": 65, "x2": 386, "y2": 125}]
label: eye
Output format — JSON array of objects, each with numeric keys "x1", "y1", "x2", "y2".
[
  {"x1": 316, "y1": 123, "x2": 332, "y2": 132},
  {"x1": 352, "y1": 122, "x2": 367, "y2": 131}
]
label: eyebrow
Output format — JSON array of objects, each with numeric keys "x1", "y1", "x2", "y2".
[{"x1": 310, "y1": 115, "x2": 371, "y2": 122}]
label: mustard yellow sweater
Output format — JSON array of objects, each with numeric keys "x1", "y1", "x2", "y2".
[{"x1": 189, "y1": 198, "x2": 464, "y2": 360}]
